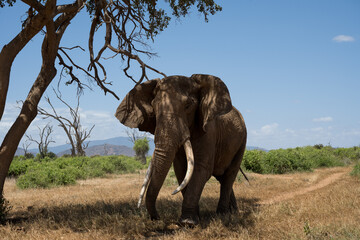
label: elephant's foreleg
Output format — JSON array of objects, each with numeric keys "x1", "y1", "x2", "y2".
[{"x1": 180, "y1": 163, "x2": 211, "y2": 226}]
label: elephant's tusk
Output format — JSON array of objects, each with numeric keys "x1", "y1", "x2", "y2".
[
  {"x1": 137, "y1": 154, "x2": 153, "y2": 208},
  {"x1": 172, "y1": 139, "x2": 194, "y2": 195}
]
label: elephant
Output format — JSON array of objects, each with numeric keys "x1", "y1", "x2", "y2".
[{"x1": 115, "y1": 74, "x2": 247, "y2": 225}]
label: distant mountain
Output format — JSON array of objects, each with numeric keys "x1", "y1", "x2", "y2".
[
  {"x1": 246, "y1": 146, "x2": 268, "y2": 151},
  {"x1": 16, "y1": 136, "x2": 265, "y2": 157},
  {"x1": 15, "y1": 148, "x2": 37, "y2": 156},
  {"x1": 57, "y1": 144, "x2": 135, "y2": 157},
  {"x1": 24, "y1": 136, "x2": 155, "y2": 155}
]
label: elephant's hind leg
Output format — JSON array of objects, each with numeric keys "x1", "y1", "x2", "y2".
[
  {"x1": 216, "y1": 145, "x2": 245, "y2": 214},
  {"x1": 216, "y1": 176, "x2": 239, "y2": 214}
]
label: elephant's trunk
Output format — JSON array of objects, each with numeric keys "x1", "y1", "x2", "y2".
[{"x1": 145, "y1": 145, "x2": 175, "y2": 219}]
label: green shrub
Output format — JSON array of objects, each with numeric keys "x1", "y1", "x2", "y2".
[
  {"x1": 24, "y1": 152, "x2": 34, "y2": 159},
  {"x1": 307, "y1": 148, "x2": 344, "y2": 168},
  {"x1": 242, "y1": 150, "x2": 265, "y2": 173},
  {"x1": 351, "y1": 162, "x2": 360, "y2": 179},
  {"x1": 263, "y1": 149, "x2": 294, "y2": 174},
  {"x1": 14, "y1": 155, "x2": 147, "y2": 189},
  {"x1": 242, "y1": 146, "x2": 357, "y2": 175},
  {"x1": 285, "y1": 148, "x2": 312, "y2": 172},
  {"x1": 16, "y1": 163, "x2": 77, "y2": 189},
  {"x1": 8, "y1": 157, "x2": 34, "y2": 177}
]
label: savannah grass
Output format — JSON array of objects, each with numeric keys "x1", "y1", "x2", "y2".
[{"x1": 1, "y1": 166, "x2": 359, "y2": 239}]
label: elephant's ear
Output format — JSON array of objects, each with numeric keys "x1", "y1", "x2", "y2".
[
  {"x1": 191, "y1": 74, "x2": 232, "y2": 132},
  {"x1": 115, "y1": 79, "x2": 159, "y2": 134}
]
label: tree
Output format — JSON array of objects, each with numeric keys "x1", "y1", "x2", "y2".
[
  {"x1": 133, "y1": 137, "x2": 149, "y2": 165},
  {"x1": 38, "y1": 89, "x2": 95, "y2": 156},
  {"x1": 0, "y1": 0, "x2": 221, "y2": 200},
  {"x1": 26, "y1": 123, "x2": 55, "y2": 159},
  {"x1": 21, "y1": 140, "x2": 31, "y2": 157},
  {"x1": 125, "y1": 127, "x2": 147, "y2": 144}
]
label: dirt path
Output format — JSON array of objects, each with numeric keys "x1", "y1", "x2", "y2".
[{"x1": 258, "y1": 167, "x2": 350, "y2": 205}]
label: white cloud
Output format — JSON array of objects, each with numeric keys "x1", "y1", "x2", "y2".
[
  {"x1": 285, "y1": 128, "x2": 296, "y2": 135},
  {"x1": 252, "y1": 123, "x2": 279, "y2": 136},
  {"x1": 332, "y1": 35, "x2": 355, "y2": 42},
  {"x1": 313, "y1": 117, "x2": 333, "y2": 123},
  {"x1": 311, "y1": 127, "x2": 323, "y2": 132},
  {"x1": 261, "y1": 123, "x2": 279, "y2": 135}
]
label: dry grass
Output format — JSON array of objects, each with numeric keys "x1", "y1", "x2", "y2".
[{"x1": 1, "y1": 166, "x2": 360, "y2": 239}]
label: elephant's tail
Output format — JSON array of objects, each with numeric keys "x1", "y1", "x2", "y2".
[{"x1": 239, "y1": 167, "x2": 250, "y2": 185}]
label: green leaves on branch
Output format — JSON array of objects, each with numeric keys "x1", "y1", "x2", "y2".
[
  {"x1": 0, "y1": 0, "x2": 16, "y2": 8},
  {"x1": 85, "y1": 0, "x2": 221, "y2": 38}
]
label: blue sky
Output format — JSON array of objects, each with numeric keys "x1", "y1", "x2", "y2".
[{"x1": 0, "y1": 0, "x2": 359, "y2": 149}]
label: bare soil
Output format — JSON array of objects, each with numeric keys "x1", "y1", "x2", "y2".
[{"x1": 1, "y1": 166, "x2": 359, "y2": 239}]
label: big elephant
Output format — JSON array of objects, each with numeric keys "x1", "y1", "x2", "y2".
[{"x1": 115, "y1": 74, "x2": 247, "y2": 225}]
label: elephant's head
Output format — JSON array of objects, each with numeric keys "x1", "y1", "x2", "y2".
[{"x1": 115, "y1": 74, "x2": 232, "y2": 216}]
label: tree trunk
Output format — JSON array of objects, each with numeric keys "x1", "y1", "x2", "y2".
[
  {"x1": 0, "y1": 13, "x2": 49, "y2": 120},
  {"x1": 0, "y1": 0, "x2": 81, "y2": 194},
  {"x1": 0, "y1": 22, "x2": 61, "y2": 194},
  {"x1": 140, "y1": 153, "x2": 147, "y2": 165},
  {"x1": 0, "y1": 64, "x2": 57, "y2": 193}
]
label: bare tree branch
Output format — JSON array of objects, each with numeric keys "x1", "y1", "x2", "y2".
[
  {"x1": 38, "y1": 88, "x2": 95, "y2": 156},
  {"x1": 26, "y1": 123, "x2": 55, "y2": 158}
]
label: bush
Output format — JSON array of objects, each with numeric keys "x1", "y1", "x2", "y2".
[
  {"x1": 24, "y1": 152, "x2": 34, "y2": 159},
  {"x1": 264, "y1": 149, "x2": 294, "y2": 174},
  {"x1": 242, "y1": 146, "x2": 357, "y2": 175},
  {"x1": 16, "y1": 163, "x2": 77, "y2": 189},
  {"x1": 14, "y1": 155, "x2": 147, "y2": 189},
  {"x1": 8, "y1": 157, "x2": 34, "y2": 177},
  {"x1": 302, "y1": 147, "x2": 344, "y2": 168},
  {"x1": 46, "y1": 151, "x2": 57, "y2": 159},
  {"x1": 351, "y1": 162, "x2": 360, "y2": 179},
  {"x1": 242, "y1": 150, "x2": 265, "y2": 173}
]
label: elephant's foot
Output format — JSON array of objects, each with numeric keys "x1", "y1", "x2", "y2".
[
  {"x1": 146, "y1": 205, "x2": 160, "y2": 220},
  {"x1": 216, "y1": 203, "x2": 238, "y2": 215},
  {"x1": 179, "y1": 214, "x2": 199, "y2": 227},
  {"x1": 179, "y1": 206, "x2": 200, "y2": 227},
  {"x1": 150, "y1": 212, "x2": 160, "y2": 221},
  {"x1": 217, "y1": 191, "x2": 239, "y2": 214}
]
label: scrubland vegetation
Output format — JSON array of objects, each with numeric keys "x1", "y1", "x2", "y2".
[
  {"x1": 7, "y1": 145, "x2": 360, "y2": 189},
  {"x1": 1, "y1": 145, "x2": 359, "y2": 239},
  {"x1": 243, "y1": 145, "x2": 360, "y2": 174},
  {"x1": 8, "y1": 155, "x2": 148, "y2": 189}
]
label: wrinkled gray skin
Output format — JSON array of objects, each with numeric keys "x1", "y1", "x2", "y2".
[{"x1": 115, "y1": 74, "x2": 247, "y2": 225}]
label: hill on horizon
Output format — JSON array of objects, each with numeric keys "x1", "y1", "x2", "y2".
[{"x1": 16, "y1": 136, "x2": 266, "y2": 157}]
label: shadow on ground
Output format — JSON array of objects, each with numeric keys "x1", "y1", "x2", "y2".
[{"x1": 5, "y1": 196, "x2": 260, "y2": 238}]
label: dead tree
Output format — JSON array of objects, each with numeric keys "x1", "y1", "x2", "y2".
[
  {"x1": 38, "y1": 90, "x2": 94, "y2": 156},
  {"x1": 125, "y1": 127, "x2": 148, "y2": 144},
  {"x1": 26, "y1": 124, "x2": 55, "y2": 159},
  {"x1": 21, "y1": 140, "x2": 31, "y2": 157}
]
